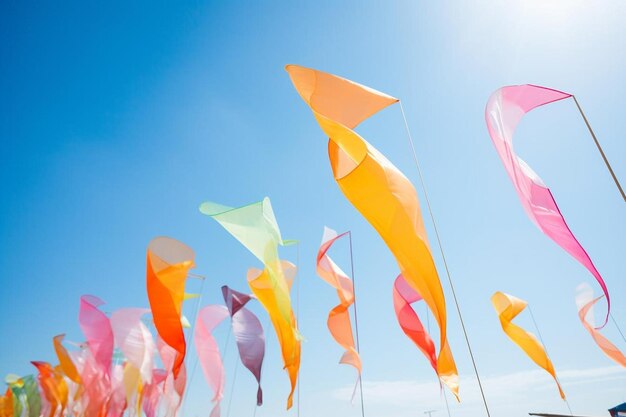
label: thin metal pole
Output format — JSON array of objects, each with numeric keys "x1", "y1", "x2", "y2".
[
  {"x1": 527, "y1": 305, "x2": 573, "y2": 416},
  {"x1": 181, "y1": 275, "x2": 207, "y2": 417},
  {"x1": 347, "y1": 231, "x2": 366, "y2": 417},
  {"x1": 610, "y1": 313, "x2": 626, "y2": 345},
  {"x1": 225, "y1": 358, "x2": 240, "y2": 417},
  {"x1": 427, "y1": 305, "x2": 451, "y2": 417},
  {"x1": 296, "y1": 241, "x2": 301, "y2": 417},
  {"x1": 399, "y1": 102, "x2": 491, "y2": 417},
  {"x1": 572, "y1": 96, "x2": 625, "y2": 202}
]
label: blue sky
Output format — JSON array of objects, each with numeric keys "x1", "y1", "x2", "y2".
[{"x1": 1, "y1": 1, "x2": 625, "y2": 416}]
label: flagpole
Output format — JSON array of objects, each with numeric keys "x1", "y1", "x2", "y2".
[
  {"x1": 572, "y1": 96, "x2": 626, "y2": 202},
  {"x1": 527, "y1": 304, "x2": 573, "y2": 416},
  {"x1": 399, "y1": 102, "x2": 491, "y2": 417},
  {"x1": 181, "y1": 274, "x2": 208, "y2": 417},
  {"x1": 348, "y1": 231, "x2": 366, "y2": 417}
]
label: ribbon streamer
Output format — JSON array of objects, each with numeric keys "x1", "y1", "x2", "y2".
[
  {"x1": 315, "y1": 227, "x2": 362, "y2": 399},
  {"x1": 194, "y1": 305, "x2": 229, "y2": 417},
  {"x1": 287, "y1": 64, "x2": 458, "y2": 398},
  {"x1": 393, "y1": 275, "x2": 438, "y2": 374},
  {"x1": 146, "y1": 237, "x2": 195, "y2": 379},
  {"x1": 221, "y1": 286, "x2": 265, "y2": 406},
  {"x1": 576, "y1": 283, "x2": 626, "y2": 367},
  {"x1": 485, "y1": 85, "x2": 610, "y2": 326},
  {"x1": 491, "y1": 291, "x2": 565, "y2": 399}
]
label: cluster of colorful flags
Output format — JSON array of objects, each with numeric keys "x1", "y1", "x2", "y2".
[{"x1": 2, "y1": 65, "x2": 624, "y2": 417}]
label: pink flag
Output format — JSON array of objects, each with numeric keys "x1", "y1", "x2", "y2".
[
  {"x1": 78, "y1": 295, "x2": 114, "y2": 376},
  {"x1": 110, "y1": 308, "x2": 156, "y2": 384},
  {"x1": 195, "y1": 305, "x2": 229, "y2": 417},
  {"x1": 486, "y1": 85, "x2": 610, "y2": 326}
]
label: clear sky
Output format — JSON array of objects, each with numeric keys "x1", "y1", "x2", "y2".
[{"x1": 1, "y1": 1, "x2": 625, "y2": 417}]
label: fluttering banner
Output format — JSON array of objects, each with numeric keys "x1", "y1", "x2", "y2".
[
  {"x1": 287, "y1": 64, "x2": 459, "y2": 398},
  {"x1": 485, "y1": 85, "x2": 611, "y2": 326},
  {"x1": 491, "y1": 291, "x2": 565, "y2": 399},
  {"x1": 315, "y1": 227, "x2": 362, "y2": 400}
]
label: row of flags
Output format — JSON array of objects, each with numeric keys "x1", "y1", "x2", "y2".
[{"x1": 1, "y1": 65, "x2": 623, "y2": 417}]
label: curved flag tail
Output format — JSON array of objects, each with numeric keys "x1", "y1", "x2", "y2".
[
  {"x1": 576, "y1": 283, "x2": 626, "y2": 367},
  {"x1": 315, "y1": 227, "x2": 362, "y2": 400},
  {"x1": 485, "y1": 85, "x2": 611, "y2": 327},
  {"x1": 491, "y1": 291, "x2": 565, "y2": 399}
]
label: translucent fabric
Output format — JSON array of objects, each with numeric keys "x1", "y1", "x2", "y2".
[
  {"x1": 194, "y1": 305, "x2": 229, "y2": 417},
  {"x1": 315, "y1": 227, "x2": 361, "y2": 399},
  {"x1": 200, "y1": 198, "x2": 300, "y2": 409},
  {"x1": 0, "y1": 389, "x2": 12, "y2": 417},
  {"x1": 576, "y1": 283, "x2": 626, "y2": 367},
  {"x1": 393, "y1": 275, "x2": 449, "y2": 390},
  {"x1": 199, "y1": 198, "x2": 296, "y2": 329},
  {"x1": 222, "y1": 286, "x2": 265, "y2": 406},
  {"x1": 287, "y1": 64, "x2": 458, "y2": 398},
  {"x1": 485, "y1": 85, "x2": 610, "y2": 326},
  {"x1": 31, "y1": 362, "x2": 69, "y2": 417},
  {"x1": 78, "y1": 295, "x2": 114, "y2": 377},
  {"x1": 7, "y1": 375, "x2": 41, "y2": 417},
  {"x1": 247, "y1": 262, "x2": 300, "y2": 409},
  {"x1": 491, "y1": 292, "x2": 565, "y2": 399},
  {"x1": 53, "y1": 335, "x2": 81, "y2": 384},
  {"x1": 110, "y1": 308, "x2": 155, "y2": 384},
  {"x1": 146, "y1": 237, "x2": 195, "y2": 379}
]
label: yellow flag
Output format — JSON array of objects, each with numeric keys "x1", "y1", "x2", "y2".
[
  {"x1": 287, "y1": 64, "x2": 458, "y2": 399},
  {"x1": 491, "y1": 291, "x2": 565, "y2": 399}
]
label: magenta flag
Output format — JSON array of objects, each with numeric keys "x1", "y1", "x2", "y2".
[{"x1": 485, "y1": 85, "x2": 610, "y2": 326}]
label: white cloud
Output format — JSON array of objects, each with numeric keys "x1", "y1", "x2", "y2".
[{"x1": 330, "y1": 366, "x2": 626, "y2": 417}]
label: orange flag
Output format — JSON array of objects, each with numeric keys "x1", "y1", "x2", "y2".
[
  {"x1": 146, "y1": 237, "x2": 195, "y2": 379},
  {"x1": 491, "y1": 292, "x2": 565, "y2": 399},
  {"x1": 0, "y1": 389, "x2": 12, "y2": 417},
  {"x1": 287, "y1": 64, "x2": 458, "y2": 399}
]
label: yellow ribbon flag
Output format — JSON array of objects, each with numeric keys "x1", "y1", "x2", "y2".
[
  {"x1": 200, "y1": 197, "x2": 301, "y2": 409},
  {"x1": 286, "y1": 64, "x2": 458, "y2": 399},
  {"x1": 491, "y1": 292, "x2": 565, "y2": 399}
]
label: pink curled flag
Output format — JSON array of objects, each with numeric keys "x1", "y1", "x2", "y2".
[
  {"x1": 195, "y1": 305, "x2": 229, "y2": 417},
  {"x1": 485, "y1": 85, "x2": 610, "y2": 326}
]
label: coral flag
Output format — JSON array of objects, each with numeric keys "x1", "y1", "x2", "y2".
[
  {"x1": 221, "y1": 286, "x2": 265, "y2": 406},
  {"x1": 194, "y1": 305, "x2": 229, "y2": 417},
  {"x1": 485, "y1": 85, "x2": 610, "y2": 326},
  {"x1": 576, "y1": 283, "x2": 626, "y2": 367},
  {"x1": 200, "y1": 198, "x2": 301, "y2": 409},
  {"x1": 287, "y1": 64, "x2": 458, "y2": 398},
  {"x1": 315, "y1": 227, "x2": 362, "y2": 398},
  {"x1": 146, "y1": 237, "x2": 195, "y2": 379},
  {"x1": 491, "y1": 291, "x2": 565, "y2": 399}
]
